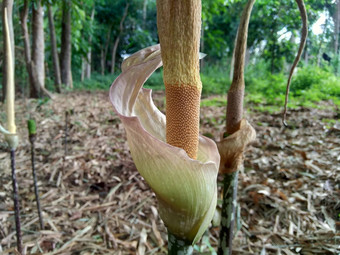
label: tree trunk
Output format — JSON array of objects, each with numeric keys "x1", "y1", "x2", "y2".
[
  {"x1": 31, "y1": 0, "x2": 45, "y2": 97},
  {"x1": 85, "y1": 7, "x2": 95, "y2": 79},
  {"x1": 100, "y1": 48, "x2": 105, "y2": 75},
  {"x1": 317, "y1": 14, "x2": 329, "y2": 67},
  {"x1": 2, "y1": 0, "x2": 14, "y2": 102},
  {"x1": 335, "y1": 0, "x2": 340, "y2": 55},
  {"x1": 142, "y1": 0, "x2": 148, "y2": 29},
  {"x1": 111, "y1": 3, "x2": 129, "y2": 74},
  {"x1": 20, "y1": 0, "x2": 34, "y2": 96},
  {"x1": 110, "y1": 38, "x2": 120, "y2": 74},
  {"x1": 21, "y1": 0, "x2": 52, "y2": 99},
  {"x1": 81, "y1": 58, "x2": 85, "y2": 82},
  {"x1": 47, "y1": 4, "x2": 61, "y2": 93},
  {"x1": 304, "y1": 41, "x2": 309, "y2": 65},
  {"x1": 60, "y1": 0, "x2": 72, "y2": 87}
]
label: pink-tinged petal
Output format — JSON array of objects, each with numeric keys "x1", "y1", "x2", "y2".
[{"x1": 109, "y1": 45, "x2": 219, "y2": 243}]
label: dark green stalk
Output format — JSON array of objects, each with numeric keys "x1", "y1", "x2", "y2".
[
  {"x1": 168, "y1": 231, "x2": 193, "y2": 255},
  {"x1": 11, "y1": 149, "x2": 22, "y2": 254},
  {"x1": 218, "y1": 171, "x2": 238, "y2": 255},
  {"x1": 64, "y1": 111, "x2": 69, "y2": 157},
  {"x1": 30, "y1": 139, "x2": 44, "y2": 230},
  {"x1": 28, "y1": 119, "x2": 44, "y2": 230}
]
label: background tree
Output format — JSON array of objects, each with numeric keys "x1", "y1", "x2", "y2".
[
  {"x1": 47, "y1": 1, "x2": 61, "y2": 92},
  {"x1": 60, "y1": 0, "x2": 72, "y2": 88},
  {"x1": 20, "y1": 0, "x2": 51, "y2": 98}
]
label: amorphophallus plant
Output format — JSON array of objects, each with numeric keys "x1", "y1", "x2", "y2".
[
  {"x1": 109, "y1": 0, "x2": 219, "y2": 252},
  {"x1": 109, "y1": 44, "x2": 219, "y2": 248}
]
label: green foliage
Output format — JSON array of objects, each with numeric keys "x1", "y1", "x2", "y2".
[
  {"x1": 244, "y1": 64, "x2": 340, "y2": 109},
  {"x1": 73, "y1": 73, "x2": 118, "y2": 90},
  {"x1": 201, "y1": 65, "x2": 230, "y2": 95},
  {"x1": 292, "y1": 66, "x2": 340, "y2": 96},
  {"x1": 144, "y1": 70, "x2": 164, "y2": 90},
  {"x1": 201, "y1": 97, "x2": 227, "y2": 107}
]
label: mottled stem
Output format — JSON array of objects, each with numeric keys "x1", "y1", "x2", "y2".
[
  {"x1": 226, "y1": 0, "x2": 255, "y2": 134},
  {"x1": 220, "y1": 0, "x2": 255, "y2": 254},
  {"x1": 168, "y1": 231, "x2": 193, "y2": 255},
  {"x1": 64, "y1": 111, "x2": 69, "y2": 157},
  {"x1": 11, "y1": 149, "x2": 22, "y2": 254},
  {"x1": 218, "y1": 171, "x2": 238, "y2": 255},
  {"x1": 30, "y1": 139, "x2": 44, "y2": 230}
]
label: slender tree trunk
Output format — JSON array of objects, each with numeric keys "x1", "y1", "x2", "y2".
[
  {"x1": 142, "y1": 0, "x2": 148, "y2": 28},
  {"x1": 317, "y1": 13, "x2": 329, "y2": 67},
  {"x1": 304, "y1": 40, "x2": 309, "y2": 65},
  {"x1": 100, "y1": 26, "x2": 112, "y2": 75},
  {"x1": 31, "y1": 0, "x2": 45, "y2": 97},
  {"x1": 21, "y1": 0, "x2": 53, "y2": 99},
  {"x1": 85, "y1": 7, "x2": 95, "y2": 79},
  {"x1": 20, "y1": 0, "x2": 34, "y2": 96},
  {"x1": 2, "y1": 0, "x2": 14, "y2": 102},
  {"x1": 100, "y1": 48, "x2": 105, "y2": 75},
  {"x1": 335, "y1": 0, "x2": 340, "y2": 55},
  {"x1": 110, "y1": 38, "x2": 120, "y2": 74},
  {"x1": 81, "y1": 59, "x2": 85, "y2": 81},
  {"x1": 60, "y1": 0, "x2": 72, "y2": 88},
  {"x1": 111, "y1": 3, "x2": 129, "y2": 74},
  {"x1": 47, "y1": 4, "x2": 61, "y2": 92}
]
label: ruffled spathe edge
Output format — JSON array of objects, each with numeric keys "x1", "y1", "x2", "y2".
[{"x1": 109, "y1": 45, "x2": 220, "y2": 243}]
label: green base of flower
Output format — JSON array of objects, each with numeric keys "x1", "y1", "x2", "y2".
[{"x1": 168, "y1": 231, "x2": 193, "y2": 255}]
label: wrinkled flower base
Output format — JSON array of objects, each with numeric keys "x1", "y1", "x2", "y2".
[
  {"x1": 109, "y1": 45, "x2": 220, "y2": 243},
  {"x1": 217, "y1": 119, "x2": 256, "y2": 174}
]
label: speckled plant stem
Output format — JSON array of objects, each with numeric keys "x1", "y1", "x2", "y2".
[
  {"x1": 11, "y1": 149, "x2": 22, "y2": 254},
  {"x1": 30, "y1": 140, "x2": 44, "y2": 230},
  {"x1": 218, "y1": 171, "x2": 238, "y2": 255},
  {"x1": 219, "y1": 0, "x2": 255, "y2": 254},
  {"x1": 168, "y1": 231, "x2": 193, "y2": 255}
]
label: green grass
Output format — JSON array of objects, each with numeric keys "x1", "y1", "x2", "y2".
[
  {"x1": 71, "y1": 64, "x2": 340, "y2": 111},
  {"x1": 73, "y1": 73, "x2": 118, "y2": 90}
]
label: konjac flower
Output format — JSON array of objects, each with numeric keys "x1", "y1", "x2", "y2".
[{"x1": 109, "y1": 45, "x2": 219, "y2": 243}]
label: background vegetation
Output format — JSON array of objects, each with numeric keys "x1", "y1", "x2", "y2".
[{"x1": 0, "y1": 0, "x2": 339, "y2": 108}]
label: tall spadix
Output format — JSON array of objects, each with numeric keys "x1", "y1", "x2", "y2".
[
  {"x1": 4, "y1": 7, "x2": 16, "y2": 134},
  {"x1": 157, "y1": 0, "x2": 202, "y2": 159}
]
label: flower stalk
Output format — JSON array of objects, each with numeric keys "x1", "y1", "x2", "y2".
[
  {"x1": 168, "y1": 231, "x2": 194, "y2": 255},
  {"x1": 218, "y1": 0, "x2": 256, "y2": 254},
  {"x1": 10, "y1": 149, "x2": 22, "y2": 254},
  {"x1": 1, "y1": 8, "x2": 22, "y2": 254}
]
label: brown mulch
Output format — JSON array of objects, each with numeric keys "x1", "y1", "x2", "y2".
[{"x1": 0, "y1": 91, "x2": 339, "y2": 254}]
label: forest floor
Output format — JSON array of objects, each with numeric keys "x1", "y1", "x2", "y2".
[{"x1": 0, "y1": 91, "x2": 339, "y2": 255}]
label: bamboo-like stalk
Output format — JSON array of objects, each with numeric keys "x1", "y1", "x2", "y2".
[
  {"x1": 218, "y1": 171, "x2": 238, "y2": 255},
  {"x1": 168, "y1": 232, "x2": 193, "y2": 255},
  {"x1": 28, "y1": 120, "x2": 44, "y2": 230},
  {"x1": 218, "y1": 1, "x2": 255, "y2": 255},
  {"x1": 11, "y1": 149, "x2": 22, "y2": 254},
  {"x1": 64, "y1": 111, "x2": 69, "y2": 157}
]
